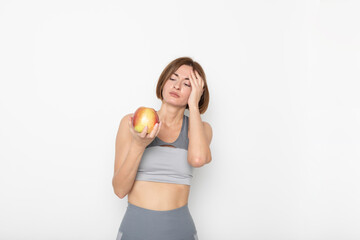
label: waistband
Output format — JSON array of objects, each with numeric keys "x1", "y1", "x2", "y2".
[{"x1": 127, "y1": 201, "x2": 189, "y2": 214}]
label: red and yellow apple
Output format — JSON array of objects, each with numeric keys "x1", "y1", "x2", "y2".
[{"x1": 132, "y1": 107, "x2": 159, "y2": 134}]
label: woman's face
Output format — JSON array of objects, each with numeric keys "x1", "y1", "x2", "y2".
[{"x1": 162, "y1": 64, "x2": 193, "y2": 107}]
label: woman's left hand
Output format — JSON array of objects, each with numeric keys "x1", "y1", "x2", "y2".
[{"x1": 188, "y1": 69, "x2": 205, "y2": 108}]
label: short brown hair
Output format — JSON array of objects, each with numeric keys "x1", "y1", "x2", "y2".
[{"x1": 156, "y1": 57, "x2": 210, "y2": 114}]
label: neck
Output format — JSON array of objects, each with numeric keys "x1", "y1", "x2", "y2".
[{"x1": 156, "y1": 104, "x2": 185, "y2": 127}]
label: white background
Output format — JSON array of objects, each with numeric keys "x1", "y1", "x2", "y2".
[{"x1": 1, "y1": 0, "x2": 359, "y2": 239}]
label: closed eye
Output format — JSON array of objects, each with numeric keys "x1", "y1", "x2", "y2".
[{"x1": 170, "y1": 78, "x2": 191, "y2": 87}]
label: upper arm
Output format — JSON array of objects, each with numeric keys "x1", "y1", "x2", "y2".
[
  {"x1": 203, "y1": 121, "x2": 213, "y2": 146},
  {"x1": 113, "y1": 113, "x2": 133, "y2": 176}
]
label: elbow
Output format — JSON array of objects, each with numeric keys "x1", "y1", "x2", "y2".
[
  {"x1": 116, "y1": 192, "x2": 127, "y2": 199},
  {"x1": 206, "y1": 154, "x2": 212, "y2": 164},
  {"x1": 189, "y1": 149, "x2": 212, "y2": 168},
  {"x1": 190, "y1": 157, "x2": 207, "y2": 168},
  {"x1": 189, "y1": 151, "x2": 212, "y2": 167},
  {"x1": 112, "y1": 179, "x2": 128, "y2": 199},
  {"x1": 113, "y1": 188, "x2": 128, "y2": 199}
]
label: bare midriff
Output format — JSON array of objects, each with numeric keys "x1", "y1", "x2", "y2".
[{"x1": 128, "y1": 180, "x2": 190, "y2": 211}]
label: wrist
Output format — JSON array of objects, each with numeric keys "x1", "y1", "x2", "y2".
[
  {"x1": 188, "y1": 104, "x2": 199, "y2": 110},
  {"x1": 131, "y1": 140, "x2": 146, "y2": 151}
]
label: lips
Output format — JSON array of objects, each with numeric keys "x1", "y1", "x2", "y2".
[{"x1": 170, "y1": 91, "x2": 180, "y2": 97}]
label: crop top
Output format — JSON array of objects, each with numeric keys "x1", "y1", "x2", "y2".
[{"x1": 135, "y1": 114, "x2": 194, "y2": 185}]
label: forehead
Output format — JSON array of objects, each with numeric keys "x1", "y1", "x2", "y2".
[{"x1": 172, "y1": 65, "x2": 192, "y2": 79}]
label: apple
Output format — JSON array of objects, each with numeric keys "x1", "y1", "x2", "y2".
[{"x1": 132, "y1": 106, "x2": 160, "y2": 134}]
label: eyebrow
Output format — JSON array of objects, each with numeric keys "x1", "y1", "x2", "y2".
[{"x1": 173, "y1": 73, "x2": 190, "y2": 80}]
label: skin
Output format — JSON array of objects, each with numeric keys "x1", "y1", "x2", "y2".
[{"x1": 127, "y1": 64, "x2": 212, "y2": 211}]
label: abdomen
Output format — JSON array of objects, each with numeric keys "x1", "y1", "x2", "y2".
[{"x1": 128, "y1": 180, "x2": 190, "y2": 211}]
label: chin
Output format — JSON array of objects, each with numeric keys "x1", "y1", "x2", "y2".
[{"x1": 166, "y1": 99, "x2": 186, "y2": 107}]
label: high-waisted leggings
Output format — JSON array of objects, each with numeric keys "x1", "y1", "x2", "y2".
[{"x1": 116, "y1": 202, "x2": 199, "y2": 240}]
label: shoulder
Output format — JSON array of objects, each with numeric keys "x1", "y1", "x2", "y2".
[
  {"x1": 203, "y1": 121, "x2": 212, "y2": 135},
  {"x1": 202, "y1": 121, "x2": 212, "y2": 129},
  {"x1": 117, "y1": 113, "x2": 133, "y2": 137},
  {"x1": 120, "y1": 113, "x2": 133, "y2": 124}
]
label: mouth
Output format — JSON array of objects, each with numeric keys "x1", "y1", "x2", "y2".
[{"x1": 170, "y1": 92, "x2": 180, "y2": 98}]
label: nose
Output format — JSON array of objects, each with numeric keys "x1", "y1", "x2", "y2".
[{"x1": 173, "y1": 81, "x2": 181, "y2": 89}]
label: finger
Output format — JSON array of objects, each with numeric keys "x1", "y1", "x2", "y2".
[
  {"x1": 190, "y1": 69, "x2": 196, "y2": 81},
  {"x1": 140, "y1": 125, "x2": 148, "y2": 138},
  {"x1": 195, "y1": 71, "x2": 202, "y2": 86},
  {"x1": 188, "y1": 70, "x2": 194, "y2": 85},
  {"x1": 148, "y1": 123, "x2": 157, "y2": 138},
  {"x1": 192, "y1": 71, "x2": 199, "y2": 88},
  {"x1": 190, "y1": 70, "x2": 199, "y2": 86},
  {"x1": 148, "y1": 123, "x2": 159, "y2": 138},
  {"x1": 152, "y1": 122, "x2": 162, "y2": 138},
  {"x1": 128, "y1": 117, "x2": 134, "y2": 133},
  {"x1": 195, "y1": 70, "x2": 201, "y2": 79},
  {"x1": 156, "y1": 121, "x2": 162, "y2": 136}
]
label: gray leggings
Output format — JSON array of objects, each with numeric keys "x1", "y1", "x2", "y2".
[{"x1": 116, "y1": 202, "x2": 199, "y2": 240}]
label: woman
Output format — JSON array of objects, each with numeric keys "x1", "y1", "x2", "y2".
[{"x1": 112, "y1": 57, "x2": 213, "y2": 240}]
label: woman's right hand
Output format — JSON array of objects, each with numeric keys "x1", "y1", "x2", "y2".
[{"x1": 128, "y1": 114, "x2": 162, "y2": 149}]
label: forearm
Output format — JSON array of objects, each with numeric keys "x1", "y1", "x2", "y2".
[
  {"x1": 188, "y1": 105, "x2": 211, "y2": 167},
  {"x1": 112, "y1": 141, "x2": 145, "y2": 198}
]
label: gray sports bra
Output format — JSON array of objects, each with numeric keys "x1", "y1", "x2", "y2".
[{"x1": 135, "y1": 114, "x2": 194, "y2": 185}]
